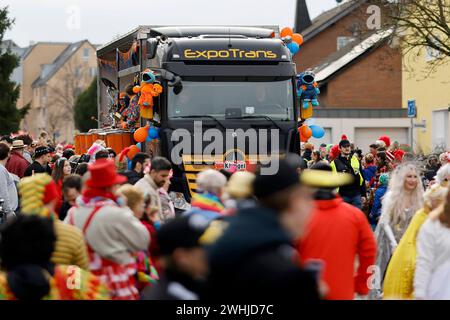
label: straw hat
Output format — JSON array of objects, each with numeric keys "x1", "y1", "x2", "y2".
[{"x1": 11, "y1": 140, "x2": 25, "y2": 150}]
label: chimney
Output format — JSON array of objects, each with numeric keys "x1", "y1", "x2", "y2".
[{"x1": 295, "y1": 0, "x2": 312, "y2": 33}]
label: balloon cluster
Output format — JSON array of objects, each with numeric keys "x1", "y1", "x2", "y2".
[
  {"x1": 133, "y1": 125, "x2": 160, "y2": 144},
  {"x1": 281, "y1": 27, "x2": 304, "y2": 56},
  {"x1": 119, "y1": 125, "x2": 161, "y2": 165},
  {"x1": 298, "y1": 122, "x2": 325, "y2": 142}
]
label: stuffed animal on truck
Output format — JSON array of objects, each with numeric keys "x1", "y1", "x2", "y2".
[
  {"x1": 133, "y1": 69, "x2": 163, "y2": 120},
  {"x1": 297, "y1": 71, "x2": 320, "y2": 109}
]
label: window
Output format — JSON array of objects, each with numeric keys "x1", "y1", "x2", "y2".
[
  {"x1": 168, "y1": 80, "x2": 294, "y2": 121},
  {"x1": 432, "y1": 109, "x2": 449, "y2": 151},
  {"x1": 83, "y1": 48, "x2": 89, "y2": 61},
  {"x1": 337, "y1": 36, "x2": 355, "y2": 50},
  {"x1": 75, "y1": 67, "x2": 81, "y2": 78},
  {"x1": 90, "y1": 67, "x2": 97, "y2": 77},
  {"x1": 425, "y1": 35, "x2": 442, "y2": 61}
]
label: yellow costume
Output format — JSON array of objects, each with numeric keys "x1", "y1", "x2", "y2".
[{"x1": 382, "y1": 209, "x2": 427, "y2": 299}]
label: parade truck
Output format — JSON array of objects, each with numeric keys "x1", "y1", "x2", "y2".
[{"x1": 91, "y1": 26, "x2": 300, "y2": 208}]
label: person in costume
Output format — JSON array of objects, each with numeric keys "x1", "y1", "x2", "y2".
[
  {"x1": 122, "y1": 84, "x2": 140, "y2": 130},
  {"x1": 64, "y1": 159, "x2": 150, "y2": 300},
  {"x1": 117, "y1": 184, "x2": 159, "y2": 292},
  {"x1": 298, "y1": 163, "x2": 376, "y2": 300},
  {"x1": 370, "y1": 164, "x2": 424, "y2": 299},
  {"x1": 414, "y1": 189, "x2": 450, "y2": 299},
  {"x1": 19, "y1": 174, "x2": 89, "y2": 270},
  {"x1": 383, "y1": 184, "x2": 448, "y2": 299},
  {"x1": 183, "y1": 169, "x2": 227, "y2": 222},
  {"x1": 369, "y1": 173, "x2": 389, "y2": 229},
  {"x1": 0, "y1": 214, "x2": 109, "y2": 300}
]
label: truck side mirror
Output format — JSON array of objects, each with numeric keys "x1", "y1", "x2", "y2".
[
  {"x1": 146, "y1": 38, "x2": 158, "y2": 60},
  {"x1": 160, "y1": 69, "x2": 183, "y2": 94},
  {"x1": 173, "y1": 84, "x2": 183, "y2": 95}
]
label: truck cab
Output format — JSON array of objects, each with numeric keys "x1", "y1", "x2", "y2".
[{"x1": 97, "y1": 26, "x2": 300, "y2": 207}]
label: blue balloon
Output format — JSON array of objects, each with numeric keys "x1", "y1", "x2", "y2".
[
  {"x1": 148, "y1": 126, "x2": 159, "y2": 140},
  {"x1": 127, "y1": 159, "x2": 132, "y2": 170},
  {"x1": 136, "y1": 142, "x2": 142, "y2": 149},
  {"x1": 287, "y1": 42, "x2": 300, "y2": 55},
  {"x1": 310, "y1": 125, "x2": 325, "y2": 139}
]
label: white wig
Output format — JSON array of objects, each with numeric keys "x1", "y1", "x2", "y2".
[
  {"x1": 435, "y1": 164, "x2": 450, "y2": 186},
  {"x1": 196, "y1": 169, "x2": 227, "y2": 195},
  {"x1": 380, "y1": 163, "x2": 424, "y2": 226}
]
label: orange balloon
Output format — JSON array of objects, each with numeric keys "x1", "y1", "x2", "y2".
[
  {"x1": 280, "y1": 27, "x2": 294, "y2": 38},
  {"x1": 292, "y1": 33, "x2": 304, "y2": 45},
  {"x1": 133, "y1": 126, "x2": 149, "y2": 143},
  {"x1": 300, "y1": 125, "x2": 312, "y2": 139},
  {"x1": 300, "y1": 134, "x2": 309, "y2": 142},
  {"x1": 127, "y1": 145, "x2": 140, "y2": 160}
]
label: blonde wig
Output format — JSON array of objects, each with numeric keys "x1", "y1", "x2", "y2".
[{"x1": 380, "y1": 163, "x2": 424, "y2": 226}]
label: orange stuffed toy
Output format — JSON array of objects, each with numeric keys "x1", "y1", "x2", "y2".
[{"x1": 133, "y1": 69, "x2": 163, "y2": 120}]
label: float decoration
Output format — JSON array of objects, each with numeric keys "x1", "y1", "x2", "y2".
[
  {"x1": 133, "y1": 125, "x2": 149, "y2": 143},
  {"x1": 297, "y1": 70, "x2": 320, "y2": 109},
  {"x1": 146, "y1": 125, "x2": 160, "y2": 142},
  {"x1": 297, "y1": 121, "x2": 326, "y2": 142},
  {"x1": 133, "y1": 69, "x2": 163, "y2": 120},
  {"x1": 281, "y1": 27, "x2": 303, "y2": 57},
  {"x1": 309, "y1": 125, "x2": 325, "y2": 139}
]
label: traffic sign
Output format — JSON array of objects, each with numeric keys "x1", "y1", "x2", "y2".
[{"x1": 407, "y1": 99, "x2": 416, "y2": 118}]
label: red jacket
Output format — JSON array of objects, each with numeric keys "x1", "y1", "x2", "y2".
[
  {"x1": 6, "y1": 151, "x2": 29, "y2": 178},
  {"x1": 297, "y1": 196, "x2": 376, "y2": 300}
]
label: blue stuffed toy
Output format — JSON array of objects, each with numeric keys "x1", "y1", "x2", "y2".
[{"x1": 296, "y1": 71, "x2": 320, "y2": 109}]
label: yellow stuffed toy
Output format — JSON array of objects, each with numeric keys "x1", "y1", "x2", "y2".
[{"x1": 133, "y1": 69, "x2": 163, "y2": 120}]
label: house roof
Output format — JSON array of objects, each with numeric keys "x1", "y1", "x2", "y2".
[
  {"x1": 313, "y1": 28, "x2": 394, "y2": 83},
  {"x1": 22, "y1": 41, "x2": 71, "y2": 60},
  {"x1": 1, "y1": 40, "x2": 27, "y2": 57},
  {"x1": 32, "y1": 40, "x2": 90, "y2": 88},
  {"x1": 1, "y1": 39, "x2": 19, "y2": 49},
  {"x1": 302, "y1": 0, "x2": 365, "y2": 42}
]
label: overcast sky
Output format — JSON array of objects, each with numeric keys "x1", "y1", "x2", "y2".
[{"x1": 4, "y1": 0, "x2": 338, "y2": 47}]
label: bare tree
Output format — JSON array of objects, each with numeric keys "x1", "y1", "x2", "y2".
[
  {"x1": 44, "y1": 57, "x2": 93, "y2": 139},
  {"x1": 347, "y1": 0, "x2": 450, "y2": 73}
]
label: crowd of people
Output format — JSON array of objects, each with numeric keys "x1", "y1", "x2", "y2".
[{"x1": 0, "y1": 130, "x2": 449, "y2": 300}]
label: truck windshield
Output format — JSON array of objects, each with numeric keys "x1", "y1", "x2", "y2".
[{"x1": 168, "y1": 80, "x2": 295, "y2": 121}]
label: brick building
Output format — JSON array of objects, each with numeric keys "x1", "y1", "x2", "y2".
[{"x1": 293, "y1": 0, "x2": 410, "y2": 151}]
